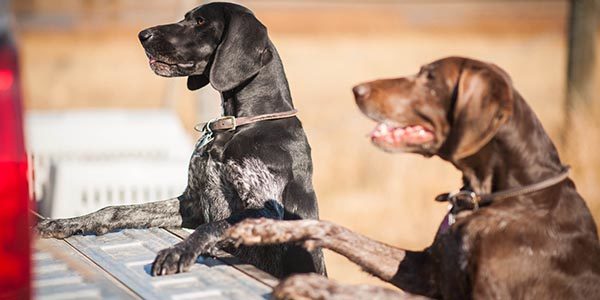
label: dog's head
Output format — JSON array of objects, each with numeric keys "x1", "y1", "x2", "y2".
[
  {"x1": 353, "y1": 57, "x2": 514, "y2": 161},
  {"x1": 139, "y1": 2, "x2": 273, "y2": 92}
]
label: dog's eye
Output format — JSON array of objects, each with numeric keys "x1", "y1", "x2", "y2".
[
  {"x1": 196, "y1": 17, "x2": 205, "y2": 25},
  {"x1": 426, "y1": 70, "x2": 435, "y2": 80}
]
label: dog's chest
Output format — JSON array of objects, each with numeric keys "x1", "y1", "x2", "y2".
[
  {"x1": 432, "y1": 222, "x2": 479, "y2": 299},
  {"x1": 184, "y1": 143, "x2": 242, "y2": 222}
]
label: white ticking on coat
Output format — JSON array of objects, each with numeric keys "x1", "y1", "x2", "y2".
[{"x1": 225, "y1": 158, "x2": 285, "y2": 209}]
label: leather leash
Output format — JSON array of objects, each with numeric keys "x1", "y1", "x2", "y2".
[{"x1": 436, "y1": 167, "x2": 570, "y2": 225}]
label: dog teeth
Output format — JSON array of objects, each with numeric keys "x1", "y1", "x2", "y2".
[
  {"x1": 385, "y1": 135, "x2": 394, "y2": 143},
  {"x1": 178, "y1": 62, "x2": 195, "y2": 68},
  {"x1": 393, "y1": 128, "x2": 405, "y2": 139}
]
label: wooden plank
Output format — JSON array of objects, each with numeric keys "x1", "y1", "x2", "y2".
[{"x1": 566, "y1": 0, "x2": 597, "y2": 110}]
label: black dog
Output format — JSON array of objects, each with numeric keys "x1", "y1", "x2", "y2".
[{"x1": 37, "y1": 2, "x2": 326, "y2": 278}]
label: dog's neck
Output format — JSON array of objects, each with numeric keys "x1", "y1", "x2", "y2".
[
  {"x1": 452, "y1": 92, "x2": 565, "y2": 195},
  {"x1": 220, "y1": 44, "x2": 295, "y2": 118}
]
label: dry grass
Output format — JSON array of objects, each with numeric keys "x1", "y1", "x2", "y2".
[{"x1": 17, "y1": 1, "x2": 600, "y2": 288}]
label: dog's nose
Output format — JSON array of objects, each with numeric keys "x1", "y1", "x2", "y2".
[
  {"x1": 352, "y1": 84, "x2": 371, "y2": 99},
  {"x1": 138, "y1": 29, "x2": 153, "y2": 43}
]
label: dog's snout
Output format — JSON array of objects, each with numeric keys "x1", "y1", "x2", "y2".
[
  {"x1": 353, "y1": 84, "x2": 371, "y2": 100},
  {"x1": 138, "y1": 29, "x2": 153, "y2": 43}
]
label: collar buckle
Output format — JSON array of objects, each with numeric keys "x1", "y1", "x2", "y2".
[
  {"x1": 211, "y1": 115, "x2": 237, "y2": 131},
  {"x1": 194, "y1": 116, "x2": 237, "y2": 133}
]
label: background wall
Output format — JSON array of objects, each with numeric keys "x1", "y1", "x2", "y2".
[{"x1": 14, "y1": 0, "x2": 600, "y2": 287}]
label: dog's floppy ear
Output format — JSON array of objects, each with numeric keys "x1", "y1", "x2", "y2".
[
  {"x1": 442, "y1": 62, "x2": 514, "y2": 160},
  {"x1": 187, "y1": 74, "x2": 210, "y2": 91},
  {"x1": 209, "y1": 8, "x2": 272, "y2": 92}
]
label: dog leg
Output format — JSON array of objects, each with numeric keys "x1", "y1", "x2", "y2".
[
  {"x1": 227, "y1": 219, "x2": 405, "y2": 281},
  {"x1": 272, "y1": 273, "x2": 430, "y2": 300},
  {"x1": 36, "y1": 198, "x2": 183, "y2": 239},
  {"x1": 227, "y1": 218, "x2": 437, "y2": 297}
]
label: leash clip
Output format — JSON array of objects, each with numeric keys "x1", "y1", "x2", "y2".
[
  {"x1": 447, "y1": 204, "x2": 456, "y2": 225},
  {"x1": 194, "y1": 119, "x2": 216, "y2": 151},
  {"x1": 447, "y1": 190, "x2": 480, "y2": 211}
]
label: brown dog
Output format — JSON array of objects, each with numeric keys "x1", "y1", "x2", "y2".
[{"x1": 226, "y1": 57, "x2": 600, "y2": 299}]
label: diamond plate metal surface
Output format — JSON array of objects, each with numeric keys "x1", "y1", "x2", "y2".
[
  {"x1": 64, "y1": 228, "x2": 273, "y2": 300},
  {"x1": 34, "y1": 239, "x2": 136, "y2": 300}
]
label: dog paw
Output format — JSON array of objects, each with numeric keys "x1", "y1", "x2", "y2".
[
  {"x1": 151, "y1": 244, "x2": 199, "y2": 276},
  {"x1": 273, "y1": 273, "x2": 334, "y2": 300},
  {"x1": 35, "y1": 219, "x2": 83, "y2": 239},
  {"x1": 226, "y1": 218, "x2": 326, "y2": 250},
  {"x1": 274, "y1": 274, "x2": 414, "y2": 300}
]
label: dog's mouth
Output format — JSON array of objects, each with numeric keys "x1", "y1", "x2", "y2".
[
  {"x1": 148, "y1": 57, "x2": 198, "y2": 77},
  {"x1": 149, "y1": 59, "x2": 196, "y2": 69},
  {"x1": 370, "y1": 122, "x2": 436, "y2": 152},
  {"x1": 144, "y1": 50, "x2": 206, "y2": 77}
]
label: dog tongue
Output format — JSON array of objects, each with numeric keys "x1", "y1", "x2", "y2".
[{"x1": 370, "y1": 123, "x2": 434, "y2": 145}]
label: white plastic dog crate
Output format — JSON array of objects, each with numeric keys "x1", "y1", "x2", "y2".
[{"x1": 26, "y1": 109, "x2": 192, "y2": 218}]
